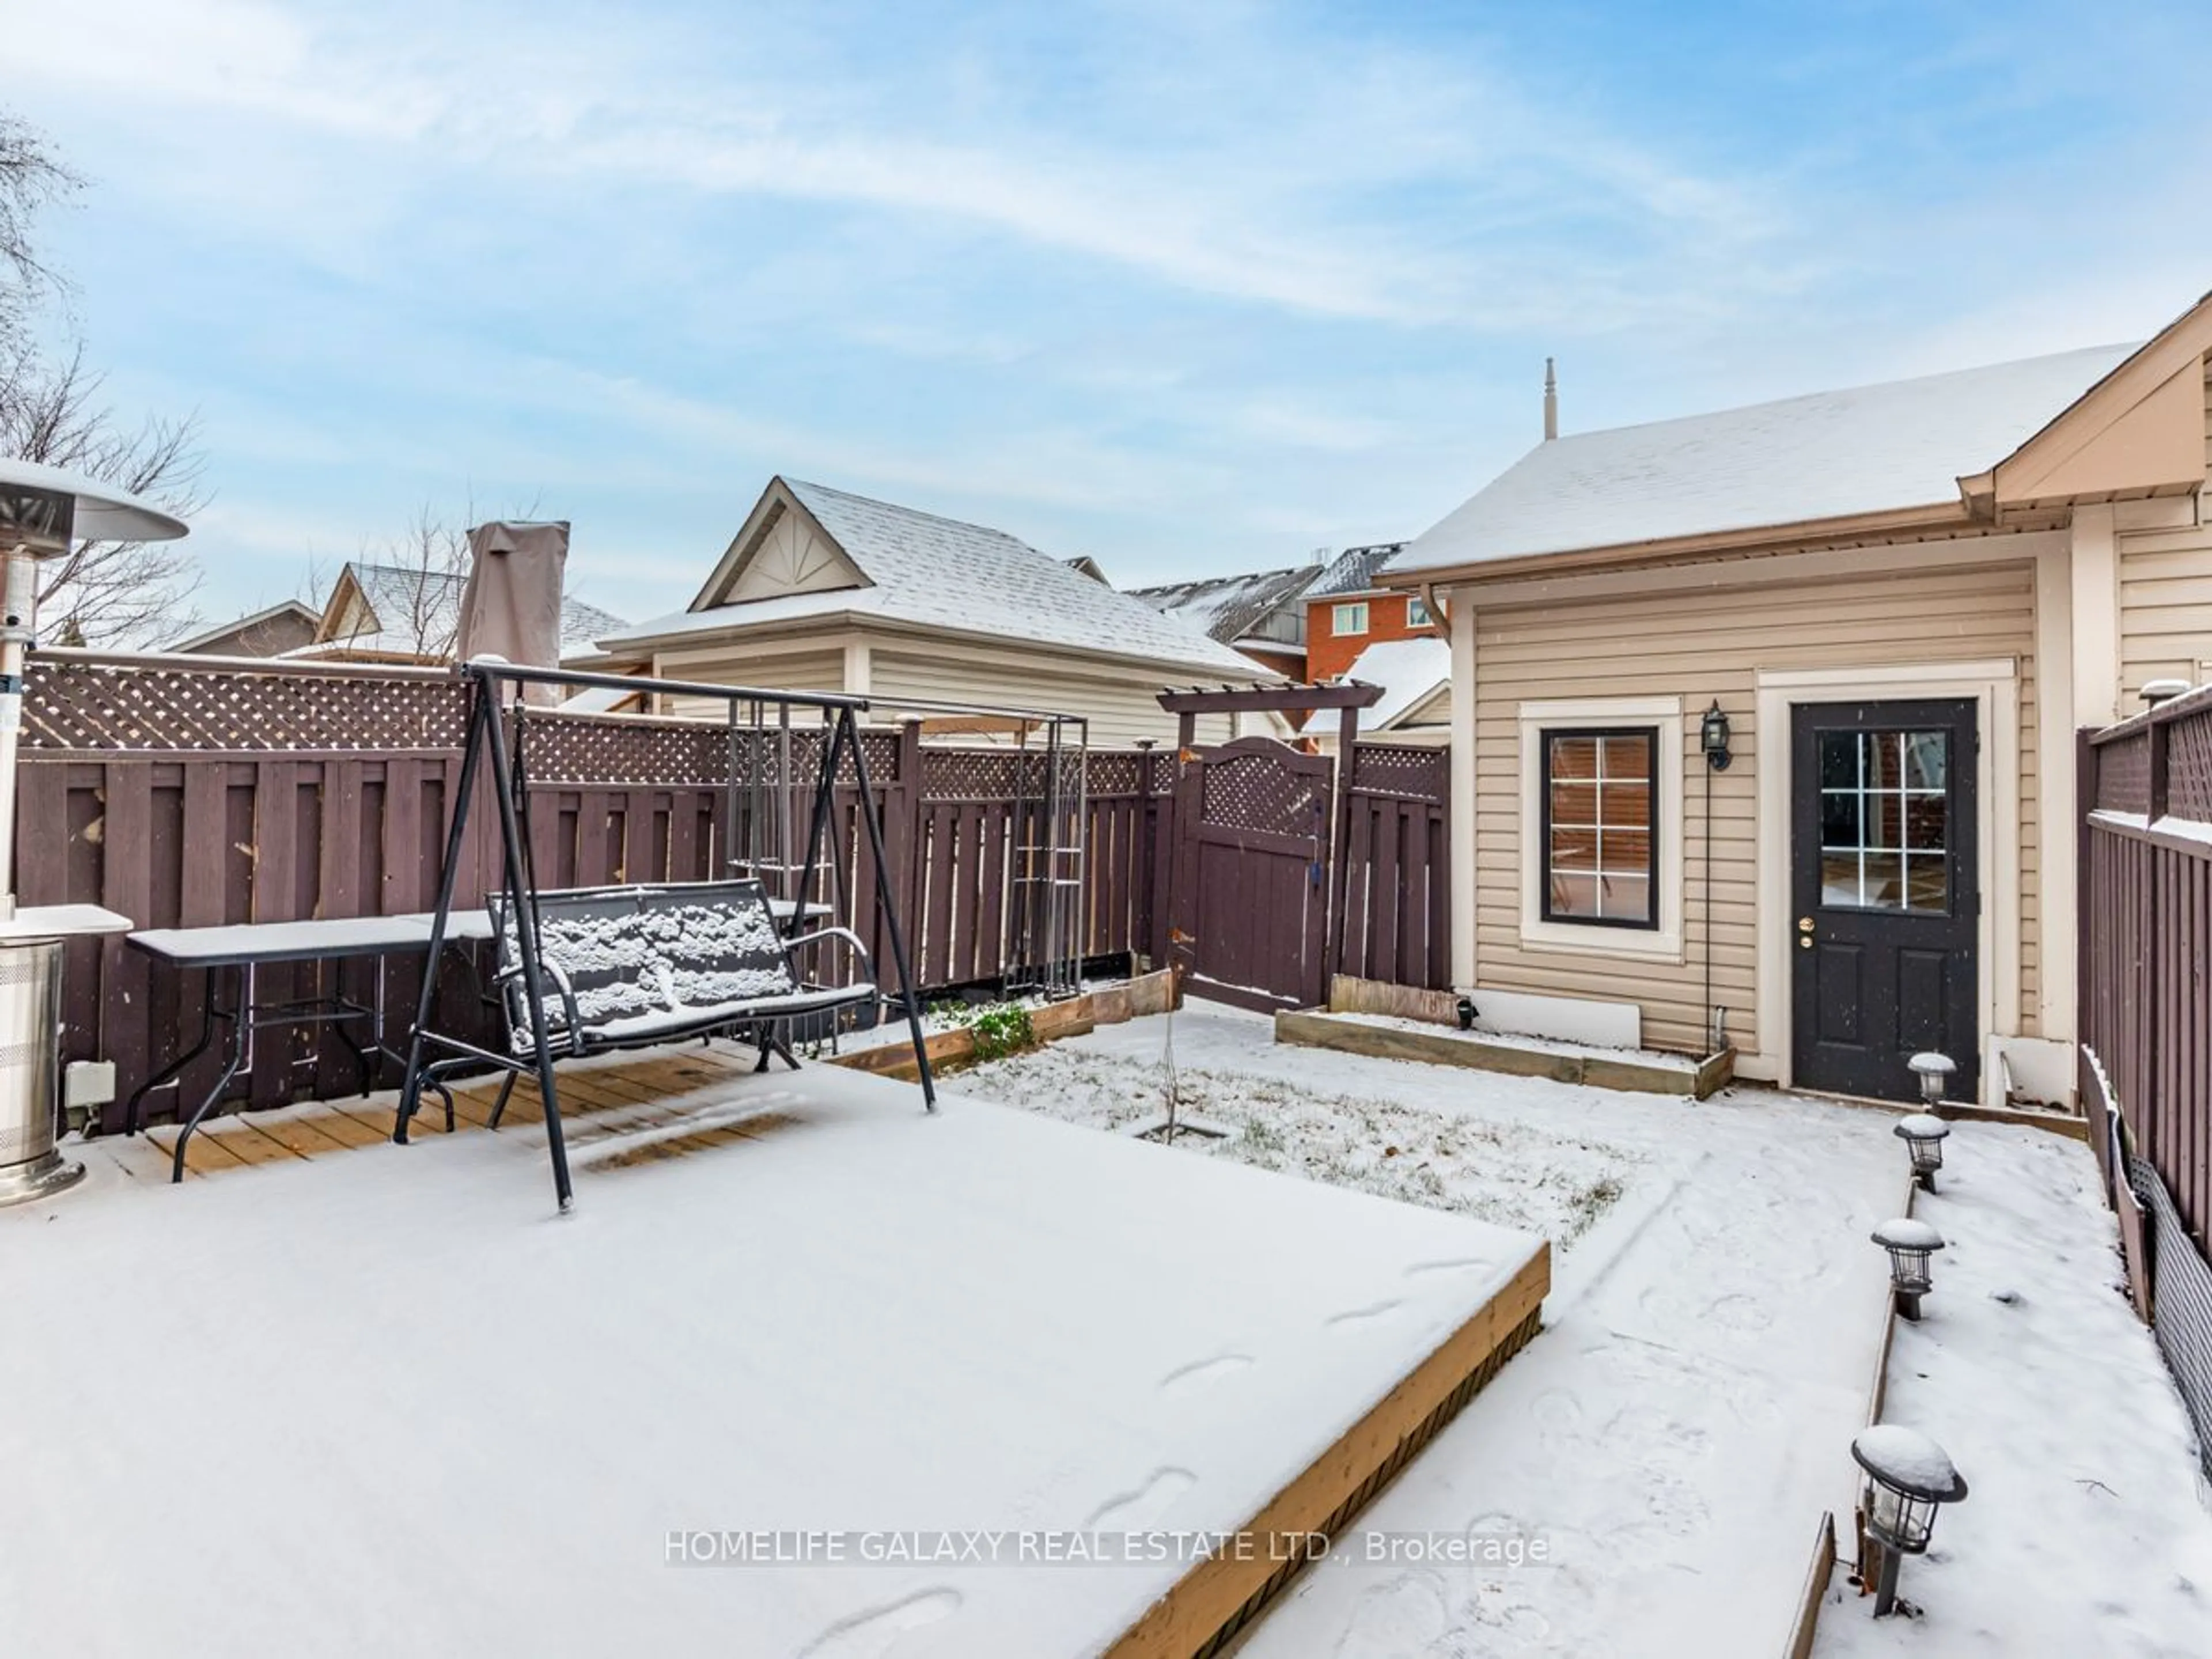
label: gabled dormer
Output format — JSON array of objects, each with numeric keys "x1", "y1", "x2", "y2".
[{"x1": 690, "y1": 477, "x2": 873, "y2": 610}]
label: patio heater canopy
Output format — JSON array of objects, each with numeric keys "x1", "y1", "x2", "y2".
[{"x1": 0, "y1": 454, "x2": 191, "y2": 549}]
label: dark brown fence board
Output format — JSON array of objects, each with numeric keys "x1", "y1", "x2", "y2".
[
  {"x1": 2086, "y1": 703, "x2": 2212, "y2": 1255},
  {"x1": 16, "y1": 657, "x2": 1456, "y2": 1135}
]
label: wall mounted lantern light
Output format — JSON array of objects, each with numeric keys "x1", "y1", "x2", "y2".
[{"x1": 1700, "y1": 699, "x2": 1732, "y2": 770}]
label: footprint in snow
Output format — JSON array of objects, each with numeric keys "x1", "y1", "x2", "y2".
[
  {"x1": 1158, "y1": 1353, "x2": 1253, "y2": 1397},
  {"x1": 1084, "y1": 1466, "x2": 1195, "y2": 1533},
  {"x1": 1326, "y1": 1300, "x2": 1404, "y2": 1329},
  {"x1": 1404, "y1": 1256, "x2": 1494, "y2": 1279},
  {"x1": 797, "y1": 1588, "x2": 963, "y2": 1658}
]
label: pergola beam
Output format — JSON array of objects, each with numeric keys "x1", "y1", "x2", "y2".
[{"x1": 1156, "y1": 681, "x2": 1384, "y2": 716}]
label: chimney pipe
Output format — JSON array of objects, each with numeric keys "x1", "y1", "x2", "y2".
[{"x1": 1543, "y1": 357, "x2": 1558, "y2": 442}]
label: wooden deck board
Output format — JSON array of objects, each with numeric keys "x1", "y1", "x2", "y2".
[{"x1": 112, "y1": 1046, "x2": 794, "y2": 1184}]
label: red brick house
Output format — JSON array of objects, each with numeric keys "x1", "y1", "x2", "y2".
[{"x1": 1304, "y1": 541, "x2": 1433, "y2": 681}]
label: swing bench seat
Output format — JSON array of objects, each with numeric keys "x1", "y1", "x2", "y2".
[{"x1": 488, "y1": 880, "x2": 880, "y2": 1062}]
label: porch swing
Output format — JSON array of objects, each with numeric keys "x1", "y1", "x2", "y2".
[{"x1": 394, "y1": 659, "x2": 936, "y2": 1210}]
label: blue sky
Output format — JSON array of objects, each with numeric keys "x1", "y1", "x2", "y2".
[{"x1": 9, "y1": 0, "x2": 2210, "y2": 635}]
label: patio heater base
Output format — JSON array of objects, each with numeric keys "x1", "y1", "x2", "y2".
[{"x1": 0, "y1": 1146, "x2": 85, "y2": 1209}]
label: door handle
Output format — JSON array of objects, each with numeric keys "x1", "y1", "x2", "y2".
[{"x1": 1798, "y1": 915, "x2": 1814, "y2": 950}]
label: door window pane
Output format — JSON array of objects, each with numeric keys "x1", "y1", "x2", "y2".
[
  {"x1": 1815, "y1": 729, "x2": 1951, "y2": 912},
  {"x1": 1544, "y1": 729, "x2": 1657, "y2": 927}
]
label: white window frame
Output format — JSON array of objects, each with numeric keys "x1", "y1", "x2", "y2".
[
  {"x1": 1332, "y1": 601, "x2": 1369, "y2": 637},
  {"x1": 1406, "y1": 596, "x2": 1431, "y2": 628},
  {"x1": 1518, "y1": 696, "x2": 1684, "y2": 961}
]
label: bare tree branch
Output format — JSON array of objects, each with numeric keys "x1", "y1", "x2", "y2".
[
  {"x1": 0, "y1": 343, "x2": 206, "y2": 647},
  {"x1": 0, "y1": 113, "x2": 81, "y2": 353}
]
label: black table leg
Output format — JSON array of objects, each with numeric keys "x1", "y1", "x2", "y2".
[
  {"x1": 127, "y1": 972, "x2": 221, "y2": 1136},
  {"x1": 171, "y1": 964, "x2": 252, "y2": 1184}
]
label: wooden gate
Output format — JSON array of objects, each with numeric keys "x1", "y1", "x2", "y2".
[{"x1": 1169, "y1": 736, "x2": 1334, "y2": 1012}]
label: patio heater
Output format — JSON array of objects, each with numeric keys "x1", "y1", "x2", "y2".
[{"x1": 0, "y1": 457, "x2": 188, "y2": 1206}]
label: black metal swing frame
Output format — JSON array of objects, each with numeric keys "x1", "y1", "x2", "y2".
[{"x1": 393, "y1": 658, "x2": 937, "y2": 1209}]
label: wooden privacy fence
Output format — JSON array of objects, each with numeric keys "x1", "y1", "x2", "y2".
[
  {"x1": 2079, "y1": 687, "x2": 2212, "y2": 1474},
  {"x1": 16, "y1": 654, "x2": 1450, "y2": 1134}
]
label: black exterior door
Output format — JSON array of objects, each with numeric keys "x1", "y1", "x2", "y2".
[{"x1": 1790, "y1": 699, "x2": 1979, "y2": 1103}]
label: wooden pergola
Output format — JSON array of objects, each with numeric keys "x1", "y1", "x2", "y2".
[
  {"x1": 1156, "y1": 680, "x2": 1385, "y2": 757},
  {"x1": 1154, "y1": 681, "x2": 1387, "y2": 1006}
]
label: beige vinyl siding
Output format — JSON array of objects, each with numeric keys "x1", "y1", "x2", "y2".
[
  {"x1": 1472, "y1": 558, "x2": 2040, "y2": 1054},
  {"x1": 868, "y1": 649, "x2": 1233, "y2": 747},
  {"x1": 2115, "y1": 370, "x2": 2212, "y2": 697},
  {"x1": 650, "y1": 647, "x2": 848, "y2": 719}
]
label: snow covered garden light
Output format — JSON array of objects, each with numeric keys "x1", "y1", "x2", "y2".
[
  {"x1": 1851, "y1": 1425, "x2": 1968, "y2": 1617},
  {"x1": 1908, "y1": 1050, "x2": 1954, "y2": 1107},
  {"x1": 1871, "y1": 1217, "x2": 1944, "y2": 1320},
  {"x1": 1895, "y1": 1115, "x2": 1950, "y2": 1192}
]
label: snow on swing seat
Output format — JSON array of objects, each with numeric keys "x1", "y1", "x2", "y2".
[{"x1": 490, "y1": 878, "x2": 878, "y2": 1055}]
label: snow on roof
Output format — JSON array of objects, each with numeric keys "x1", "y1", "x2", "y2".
[
  {"x1": 308, "y1": 560, "x2": 628, "y2": 660},
  {"x1": 608, "y1": 480, "x2": 1264, "y2": 677},
  {"x1": 1126, "y1": 565, "x2": 1319, "y2": 645},
  {"x1": 1341, "y1": 635, "x2": 1450, "y2": 731},
  {"x1": 164, "y1": 598, "x2": 319, "y2": 655},
  {"x1": 1399, "y1": 343, "x2": 2138, "y2": 574},
  {"x1": 1308, "y1": 542, "x2": 1408, "y2": 599}
]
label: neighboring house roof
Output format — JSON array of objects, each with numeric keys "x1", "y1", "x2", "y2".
[
  {"x1": 1339, "y1": 636, "x2": 1451, "y2": 732},
  {"x1": 1308, "y1": 542, "x2": 1409, "y2": 599},
  {"x1": 166, "y1": 599, "x2": 320, "y2": 657},
  {"x1": 1126, "y1": 565, "x2": 1319, "y2": 646},
  {"x1": 1399, "y1": 344, "x2": 2138, "y2": 574},
  {"x1": 294, "y1": 560, "x2": 628, "y2": 662},
  {"x1": 605, "y1": 478, "x2": 1264, "y2": 678}
]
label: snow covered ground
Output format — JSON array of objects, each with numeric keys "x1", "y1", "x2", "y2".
[
  {"x1": 950, "y1": 1017, "x2": 1642, "y2": 1247},
  {"x1": 0, "y1": 1051, "x2": 1544, "y2": 1658},
  {"x1": 1810, "y1": 1122, "x2": 2212, "y2": 1658},
  {"x1": 963, "y1": 1005, "x2": 1912, "y2": 1657}
]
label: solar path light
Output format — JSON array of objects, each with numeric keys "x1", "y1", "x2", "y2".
[
  {"x1": 1908, "y1": 1050, "x2": 1955, "y2": 1107},
  {"x1": 1851, "y1": 1425, "x2": 1968, "y2": 1617},
  {"x1": 0, "y1": 457, "x2": 189, "y2": 1205},
  {"x1": 1871, "y1": 1217, "x2": 1944, "y2": 1320},
  {"x1": 1895, "y1": 1115, "x2": 1951, "y2": 1193}
]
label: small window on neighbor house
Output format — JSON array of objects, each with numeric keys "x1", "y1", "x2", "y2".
[
  {"x1": 1406, "y1": 596, "x2": 1431, "y2": 627},
  {"x1": 1332, "y1": 601, "x2": 1369, "y2": 636},
  {"x1": 1541, "y1": 729, "x2": 1658, "y2": 929}
]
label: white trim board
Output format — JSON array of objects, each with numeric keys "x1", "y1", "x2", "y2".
[
  {"x1": 1516, "y1": 696, "x2": 1687, "y2": 963},
  {"x1": 1752, "y1": 661, "x2": 2020, "y2": 1106}
]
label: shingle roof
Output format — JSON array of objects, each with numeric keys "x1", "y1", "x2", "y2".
[
  {"x1": 1308, "y1": 542, "x2": 1408, "y2": 599},
  {"x1": 1397, "y1": 344, "x2": 2137, "y2": 574},
  {"x1": 1126, "y1": 565, "x2": 1319, "y2": 645},
  {"x1": 607, "y1": 479, "x2": 1263, "y2": 677}
]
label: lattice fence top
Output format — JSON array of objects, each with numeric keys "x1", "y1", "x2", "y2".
[
  {"x1": 2169, "y1": 714, "x2": 2212, "y2": 824},
  {"x1": 516, "y1": 711, "x2": 730, "y2": 787},
  {"x1": 23, "y1": 659, "x2": 471, "y2": 752},
  {"x1": 1202, "y1": 750, "x2": 1324, "y2": 836},
  {"x1": 1351, "y1": 743, "x2": 1448, "y2": 803},
  {"x1": 1085, "y1": 752, "x2": 1149, "y2": 798},
  {"x1": 2096, "y1": 730, "x2": 2152, "y2": 815},
  {"x1": 728, "y1": 726, "x2": 897, "y2": 790}
]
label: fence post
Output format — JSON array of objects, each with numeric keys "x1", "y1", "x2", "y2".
[{"x1": 892, "y1": 719, "x2": 925, "y2": 978}]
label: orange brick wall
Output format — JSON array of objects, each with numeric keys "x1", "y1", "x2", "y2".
[{"x1": 1306, "y1": 593, "x2": 1432, "y2": 680}]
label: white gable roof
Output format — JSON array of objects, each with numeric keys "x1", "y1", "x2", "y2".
[
  {"x1": 608, "y1": 479, "x2": 1263, "y2": 677},
  {"x1": 1341, "y1": 636, "x2": 1451, "y2": 732},
  {"x1": 1399, "y1": 344, "x2": 2137, "y2": 574}
]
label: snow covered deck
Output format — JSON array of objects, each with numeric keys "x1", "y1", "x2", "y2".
[{"x1": 1, "y1": 1051, "x2": 1548, "y2": 1658}]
